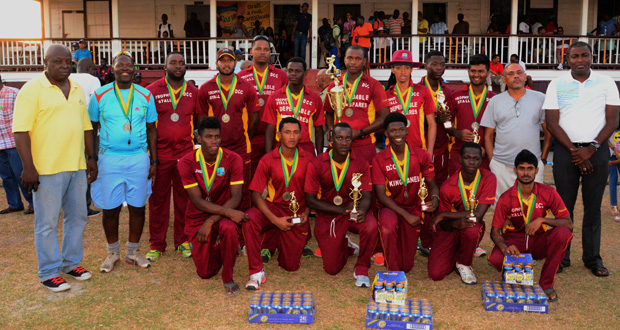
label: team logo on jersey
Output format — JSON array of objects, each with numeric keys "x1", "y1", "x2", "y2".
[{"x1": 217, "y1": 167, "x2": 225, "y2": 176}]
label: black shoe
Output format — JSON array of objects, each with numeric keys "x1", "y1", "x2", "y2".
[
  {"x1": 561, "y1": 260, "x2": 571, "y2": 268},
  {"x1": 556, "y1": 265, "x2": 564, "y2": 274},
  {"x1": 417, "y1": 242, "x2": 430, "y2": 258},
  {"x1": 40, "y1": 276, "x2": 71, "y2": 292},
  {"x1": 302, "y1": 245, "x2": 314, "y2": 258},
  {"x1": 64, "y1": 266, "x2": 92, "y2": 281},
  {"x1": 87, "y1": 208, "x2": 101, "y2": 217}
]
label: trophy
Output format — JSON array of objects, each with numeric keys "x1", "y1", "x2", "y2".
[
  {"x1": 436, "y1": 90, "x2": 452, "y2": 129},
  {"x1": 467, "y1": 192, "x2": 479, "y2": 222},
  {"x1": 349, "y1": 173, "x2": 363, "y2": 221},
  {"x1": 471, "y1": 122, "x2": 481, "y2": 144},
  {"x1": 289, "y1": 191, "x2": 301, "y2": 224},
  {"x1": 326, "y1": 55, "x2": 346, "y2": 123},
  {"x1": 418, "y1": 177, "x2": 429, "y2": 211}
]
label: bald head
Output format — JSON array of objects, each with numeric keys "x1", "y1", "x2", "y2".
[
  {"x1": 240, "y1": 60, "x2": 253, "y2": 71},
  {"x1": 45, "y1": 44, "x2": 71, "y2": 60},
  {"x1": 44, "y1": 44, "x2": 73, "y2": 82},
  {"x1": 77, "y1": 58, "x2": 96, "y2": 75},
  {"x1": 316, "y1": 69, "x2": 330, "y2": 90}
]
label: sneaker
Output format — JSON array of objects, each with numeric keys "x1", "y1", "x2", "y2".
[
  {"x1": 302, "y1": 245, "x2": 314, "y2": 257},
  {"x1": 245, "y1": 269, "x2": 266, "y2": 290},
  {"x1": 474, "y1": 247, "x2": 487, "y2": 257},
  {"x1": 261, "y1": 249, "x2": 272, "y2": 264},
  {"x1": 87, "y1": 208, "x2": 101, "y2": 217},
  {"x1": 455, "y1": 263, "x2": 477, "y2": 285},
  {"x1": 145, "y1": 249, "x2": 163, "y2": 262},
  {"x1": 314, "y1": 248, "x2": 322, "y2": 257},
  {"x1": 177, "y1": 241, "x2": 192, "y2": 258},
  {"x1": 125, "y1": 252, "x2": 151, "y2": 269},
  {"x1": 100, "y1": 252, "x2": 120, "y2": 273},
  {"x1": 40, "y1": 276, "x2": 71, "y2": 292},
  {"x1": 615, "y1": 214, "x2": 620, "y2": 223},
  {"x1": 346, "y1": 235, "x2": 359, "y2": 256},
  {"x1": 353, "y1": 271, "x2": 370, "y2": 288},
  {"x1": 64, "y1": 266, "x2": 92, "y2": 281},
  {"x1": 372, "y1": 253, "x2": 385, "y2": 266},
  {"x1": 611, "y1": 206, "x2": 619, "y2": 215},
  {"x1": 417, "y1": 242, "x2": 431, "y2": 257}
]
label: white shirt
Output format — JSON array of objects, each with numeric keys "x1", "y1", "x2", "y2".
[
  {"x1": 69, "y1": 73, "x2": 101, "y2": 104},
  {"x1": 158, "y1": 23, "x2": 172, "y2": 37},
  {"x1": 543, "y1": 70, "x2": 620, "y2": 142}
]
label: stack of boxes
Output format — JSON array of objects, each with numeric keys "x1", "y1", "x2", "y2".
[{"x1": 248, "y1": 291, "x2": 315, "y2": 324}]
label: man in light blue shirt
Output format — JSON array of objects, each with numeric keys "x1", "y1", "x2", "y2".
[{"x1": 73, "y1": 40, "x2": 93, "y2": 66}]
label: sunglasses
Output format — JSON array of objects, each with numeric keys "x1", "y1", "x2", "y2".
[{"x1": 113, "y1": 50, "x2": 133, "y2": 59}]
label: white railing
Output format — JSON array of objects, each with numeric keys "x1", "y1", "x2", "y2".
[{"x1": 0, "y1": 40, "x2": 44, "y2": 67}]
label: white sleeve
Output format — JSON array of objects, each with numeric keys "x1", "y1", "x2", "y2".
[
  {"x1": 604, "y1": 76, "x2": 620, "y2": 106},
  {"x1": 542, "y1": 80, "x2": 559, "y2": 110}
]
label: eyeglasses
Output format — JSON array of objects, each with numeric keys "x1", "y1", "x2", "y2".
[
  {"x1": 515, "y1": 100, "x2": 521, "y2": 118},
  {"x1": 113, "y1": 50, "x2": 133, "y2": 59},
  {"x1": 253, "y1": 35, "x2": 270, "y2": 42}
]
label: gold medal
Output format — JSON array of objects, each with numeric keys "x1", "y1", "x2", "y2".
[
  {"x1": 345, "y1": 108, "x2": 354, "y2": 117},
  {"x1": 222, "y1": 113, "x2": 230, "y2": 123},
  {"x1": 123, "y1": 122, "x2": 131, "y2": 132},
  {"x1": 206, "y1": 195, "x2": 211, "y2": 202},
  {"x1": 333, "y1": 195, "x2": 343, "y2": 205},
  {"x1": 404, "y1": 191, "x2": 409, "y2": 200},
  {"x1": 471, "y1": 122, "x2": 480, "y2": 130},
  {"x1": 283, "y1": 191, "x2": 291, "y2": 201},
  {"x1": 259, "y1": 98, "x2": 265, "y2": 106},
  {"x1": 170, "y1": 113, "x2": 179, "y2": 122}
]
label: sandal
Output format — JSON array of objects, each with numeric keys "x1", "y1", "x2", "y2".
[
  {"x1": 543, "y1": 288, "x2": 559, "y2": 302},
  {"x1": 0, "y1": 207, "x2": 24, "y2": 214},
  {"x1": 24, "y1": 206, "x2": 34, "y2": 214},
  {"x1": 224, "y1": 282, "x2": 240, "y2": 297},
  {"x1": 591, "y1": 265, "x2": 610, "y2": 277}
]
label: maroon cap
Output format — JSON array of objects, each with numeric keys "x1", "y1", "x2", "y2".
[
  {"x1": 386, "y1": 50, "x2": 422, "y2": 68},
  {"x1": 217, "y1": 48, "x2": 235, "y2": 60}
]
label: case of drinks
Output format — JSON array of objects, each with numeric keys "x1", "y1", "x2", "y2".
[
  {"x1": 372, "y1": 271, "x2": 408, "y2": 306},
  {"x1": 481, "y1": 281, "x2": 549, "y2": 314},
  {"x1": 365, "y1": 298, "x2": 433, "y2": 330},
  {"x1": 248, "y1": 291, "x2": 315, "y2": 324},
  {"x1": 503, "y1": 254, "x2": 534, "y2": 286}
]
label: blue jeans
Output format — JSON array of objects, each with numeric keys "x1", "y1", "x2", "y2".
[
  {"x1": 34, "y1": 170, "x2": 88, "y2": 281},
  {"x1": 610, "y1": 155, "x2": 620, "y2": 206},
  {"x1": 0, "y1": 147, "x2": 32, "y2": 208},
  {"x1": 329, "y1": 46, "x2": 341, "y2": 69},
  {"x1": 294, "y1": 31, "x2": 308, "y2": 60}
]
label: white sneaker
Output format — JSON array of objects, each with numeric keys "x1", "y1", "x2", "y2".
[
  {"x1": 474, "y1": 247, "x2": 487, "y2": 257},
  {"x1": 125, "y1": 252, "x2": 151, "y2": 269},
  {"x1": 354, "y1": 271, "x2": 370, "y2": 288},
  {"x1": 455, "y1": 263, "x2": 477, "y2": 285},
  {"x1": 246, "y1": 269, "x2": 266, "y2": 290},
  {"x1": 346, "y1": 235, "x2": 359, "y2": 256},
  {"x1": 100, "y1": 252, "x2": 120, "y2": 273}
]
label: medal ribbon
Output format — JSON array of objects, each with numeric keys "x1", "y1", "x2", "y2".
[
  {"x1": 343, "y1": 72, "x2": 362, "y2": 105},
  {"x1": 286, "y1": 86, "x2": 304, "y2": 119},
  {"x1": 395, "y1": 84, "x2": 413, "y2": 116},
  {"x1": 165, "y1": 77, "x2": 187, "y2": 110},
  {"x1": 217, "y1": 75, "x2": 237, "y2": 111},
  {"x1": 198, "y1": 147, "x2": 223, "y2": 193},
  {"x1": 517, "y1": 185, "x2": 537, "y2": 226},
  {"x1": 113, "y1": 82, "x2": 134, "y2": 119},
  {"x1": 390, "y1": 145, "x2": 410, "y2": 189},
  {"x1": 329, "y1": 150, "x2": 350, "y2": 193},
  {"x1": 252, "y1": 66, "x2": 268, "y2": 95},
  {"x1": 424, "y1": 76, "x2": 441, "y2": 109},
  {"x1": 458, "y1": 170, "x2": 481, "y2": 210},
  {"x1": 279, "y1": 147, "x2": 299, "y2": 188},
  {"x1": 468, "y1": 84, "x2": 487, "y2": 119}
]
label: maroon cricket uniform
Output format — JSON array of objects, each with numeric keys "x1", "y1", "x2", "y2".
[{"x1": 385, "y1": 81, "x2": 436, "y2": 150}]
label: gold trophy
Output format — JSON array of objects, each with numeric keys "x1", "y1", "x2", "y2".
[
  {"x1": 349, "y1": 173, "x2": 363, "y2": 221},
  {"x1": 436, "y1": 90, "x2": 452, "y2": 129},
  {"x1": 418, "y1": 177, "x2": 429, "y2": 212},
  {"x1": 471, "y1": 122, "x2": 481, "y2": 144},
  {"x1": 326, "y1": 55, "x2": 346, "y2": 123},
  {"x1": 289, "y1": 191, "x2": 301, "y2": 224},
  {"x1": 467, "y1": 192, "x2": 479, "y2": 222}
]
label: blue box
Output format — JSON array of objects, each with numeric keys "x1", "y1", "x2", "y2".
[
  {"x1": 481, "y1": 281, "x2": 548, "y2": 314},
  {"x1": 502, "y1": 254, "x2": 534, "y2": 285},
  {"x1": 365, "y1": 319, "x2": 433, "y2": 330},
  {"x1": 372, "y1": 271, "x2": 408, "y2": 305},
  {"x1": 365, "y1": 298, "x2": 432, "y2": 330},
  {"x1": 248, "y1": 291, "x2": 315, "y2": 324},
  {"x1": 248, "y1": 313, "x2": 314, "y2": 324}
]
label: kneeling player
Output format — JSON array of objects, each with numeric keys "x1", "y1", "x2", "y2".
[
  {"x1": 243, "y1": 117, "x2": 313, "y2": 290},
  {"x1": 489, "y1": 149, "x2": 572, "y2": 302},
  {"x1": 429, "y1": 142, "x2": 496, "y2": 284},
  {"x1": 305, "y1": 123, "x2": 378, "y2": 287},
  {"x1": 178, "y1": 117, "x2": 249, "y2": 297}
]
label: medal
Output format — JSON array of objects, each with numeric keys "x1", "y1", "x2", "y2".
[
  {"x1": 206, "y1": 195, "x2": 211, "y2": 202},
  {"x1": 330, "y1": 150, "x2": 350, "y2": 205},
  {"x1": 217, "y1": 74, "x2": 237, "y2": 126},
  {"x1": 222, "y1": 113, "x2": 230, "y2": 123},
  {"x1": 471, "y1": 122, "x2": 480, "y2": 130},
  {"x1": 333, "y1": 195, "x2": 343, "y2": 205},
  {"x1": 424, "y1": 76, "x2": 442, "y2": 110},
  {"x1": 123, "y1": 123, "x2": 131, "y2": 132},
  {"x1": 253, "y1": 65, "x2": 268, "y2": 96},
  {"x1": 404, "y1": 191, "x2": 409, "y2": 200},
  {"x1": 114, "y1": 82, "x2": 134, "y2": 132},
  {"x1": 286, "y1": 86, "x2": 304, "y2": 119},
  {"x1": 468, "y1": 84, "x2": 487, "y2": 120},
  {"x1": 259, "y1": 98, "x2": 265, "y2": 106},
  {"x1": 517, "y1": 185, "x2": 537, "y2": 226},
  {"x1": 344, "y1": 72, "x2": 362, "y2": 111},
  {"x1": 390, "y1": 145, "x2": 411, "y2": 201},
  {"x1": 283, "y1": 191, "x2": 291, "y2": 201},
  {"x1": 279, "y1": 147, "x2": 299, "y2": 201},
  {"x1": 170, "y1": 113, "x2": 179, "y2": 122},
  {"x1": 395, "y1": 83, "x2": 413, "y2": 118},
  {"x1": 165, "y1": 77, "x2": 187, "y2": 111},
  {"x1": 198, "y1": 147, "x2": 223, "y2": 198},
  {"x1": 407, "y1": 119, "x2": 411, "y2": 127},
  {"x1": 458, "y1": 170, "x2": 481, "y2": 211},
  {"x1": 345, "y1": 108, "x2": 354, "y2": 117}
]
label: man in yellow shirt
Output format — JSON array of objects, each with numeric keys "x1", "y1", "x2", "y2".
[
  {"x1": 13, "y1": 45, "x2": 97, "y2": 292},
  {"x1": 418, "y1": 11, "x2": 428, "y2": 43}
]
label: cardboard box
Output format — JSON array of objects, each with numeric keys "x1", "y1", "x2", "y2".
[
  {"x1": 372, "y1": 271, "x2": 408, "y2": 305},
  {"x1": 365, "y1": 298, "x2": 433, "y2": 330},
  {"x1": 502, "y1": 254, "x2": 534, "y2": 286},
  {"x1": 248, "y1": 291, "x2": 315, "y2": 324},
  {"x1": 481, "y1": 281, "x2": 548, "y2": 314}
]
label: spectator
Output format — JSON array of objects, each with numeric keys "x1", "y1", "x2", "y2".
[
  {"x1": 96, "y1": 57, "x2": 113, "y2": 85},
  {"x1": 184, "y1": 12, "x2": 203, "y2": 37},
  {"x1": 518, "y1": 15, "x2": 531, "y2": 60},
  {"x1": 234, "y1": 49, "x2": 245, "y2": 73},
  {"x1": 240, "y1": 60, "x2": 253, "y2": 71},
  {"x1": 318, "y1": 18, "x2": 332, "y2": 66},
  {"x1": 133, "y1": 72, "x2": 148, "y2": 87},
  {"x1": 531, "y1": 18, "x2": 543, "y2": 35},
  {"x1": 291, "y1": 3, "x2": 312, "y2": 61},
  {"x1": 230, "y1": 15, "x2": 249, "y2": 38},
  {"x1": 275, "y1": 28, "x2": 292, "y2": 63},
  {"x1": 452, "y1": 13, "x2": 469, "y2": 34},
  {"x1": 387, "y1": 9, "x2": 404, "y2": 35},
  {"x1": 417, "y1": 12, "x2": 429, "y2": 43},
  {"x1": 555, "y1": 27, "x2": 570, "y2": 69},
  {"x1": 330, "y1": 17, "x2": 342, "y2": 69},
  {"x1": 217, "y1": 16, "x2": 223, "y2": 37},
  {"x1": 265, "y1": 27, "x2": 275, "y2": 43},
  {"x1": 343, "y1": 12, "x2": 356, "y2": 49},
  {"x1": 187, "y1": 79, "x2": 198, "y2": 88},
  {"x1": 402, "y1": 12, "x2": 412, "y2": 35},
  {"x1": 429, "y1": 14, "x2": 449, "y2": 45},
  {"x1": 157, "y1": 13, "x2": 174, "y2": 38},
  {"x1": 591, "y1": 14, "x2": 619, "y2": 35},
  {"x1": 203, "y1": 22, "x2": 211, "y2": 38},
  {"x1": 315, "y1": 69, "x2": 330, "y2": 102},
  {"x1": 486, "y1": 14, "x2": 502, "y2": 34},
  {"x1": 71, "y1": 42, "x2": 79, "y2": 64},
  {"x1": 352, "y1": 16, "x2": 373, "y2": 58},
  {"x1": 74, "y1": 39, "x2": 92, "y2": 66},
  {"x1": 373, "y1": 11, "x2": 385, "y2": 31},
  {"x1": 505, "y1": 54, "x2": 526, "y2": 71},
  {"x1": 608, "y1": 130, "x2": 620, "y2": 222},
  {"x1": 250, "y1": 20, "x2": 265, "y2": 37},
  {"x1": 487, "y1": 54, "x2": 505, "y2": 92},
  {"x1": 546, "y1": 15, "x2": 558, "y2": 34}
]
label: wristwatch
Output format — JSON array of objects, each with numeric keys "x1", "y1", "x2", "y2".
[
  {"x1": 359, "y1": 129, "x2": 366, "y2": 139},
  {"x1": 150, "y1": 159, "x2": 160, "y2": 165},
  {"x1": 87, "y1": 155, "x2": 98, "y2": 161},
  {"x1": 590, "y1": 140, "x2": 600, "y2": 150}
]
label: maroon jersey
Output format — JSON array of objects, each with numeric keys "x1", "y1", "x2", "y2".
[
  {"x1": 447, "y1": 85, "x2": 496, "y2": 155},
  {"x1": 385, "y1": 81, "x2": 436, "y2": 150},
  {"x1": 438, "y1": 169, "x2": 497, "y2": 213},
  {"x1": 416, "y1": 76, "x2": 453, "y2": 156}
]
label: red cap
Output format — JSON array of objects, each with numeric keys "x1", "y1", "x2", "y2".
[
  {"x1": 217, "y1": 48, "x2": 235, "y2": 60},
  {"x1": 386, "y1": 50, "x2": 422, "y2": 68}
]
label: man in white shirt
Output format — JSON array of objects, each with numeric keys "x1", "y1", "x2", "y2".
[
  {"x1": 543, "y1": 41, "x2": 620, "y2": 277},
  {"x1": 157, "y1": 14, "x2": 174, "y2": 38}
]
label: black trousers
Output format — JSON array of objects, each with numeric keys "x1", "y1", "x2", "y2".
[{"x1": 552, "y1": 144, "x2": 608, "y2": 268}]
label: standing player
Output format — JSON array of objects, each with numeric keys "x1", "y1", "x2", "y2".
[
  {"x1": 428, "y1": 142, "x2": 496, "y2": 284},
  {"x1": 243, "y1": 117, "x2": 314, "y2": 289},
  {"x1": 373, "y1": 113, "x2": 439, "y2": 272},
  {"x1": 446, "y1": 54, "x2": 496, "y2": 175},
  {"x1": 237, "y1": 35, "x2": 288, "y2": 174},
  {"x1": 305, "y1": 122, "x2": 378, "y2": 287},
  {"x1": 323, "y1": 45, "x2": 389, "y2": 161},
  {"x1": 145, "y1": 53, "x2": 199, "y2": 261},
  {"x1": 263, "y1": 57, "x2": 325, "y2": 155},
  {"x1": 198, "y1": 48, "x2": 259, "y2": 210},
  {"x1": 178, "y1": 117, "x2": 248, "y2": 297},
  {"x1": 89, "y1": 52, "x2": 158, "y2": 272}
]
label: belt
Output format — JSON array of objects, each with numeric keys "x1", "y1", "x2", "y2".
[{"x1": 573, "y1": 143, "x2": 593, "y2": 148}]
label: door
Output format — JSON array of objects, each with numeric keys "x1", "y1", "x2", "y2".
[
  {"x1": 334, "y1": 4, "x2": 360, "y2": 22},
  {"x1": 85, "y1": 0, "x2": 111, "y2": 38},
  {"x1": 422, "y1": 3, "x2": 447, "y2": 28},
  {"x1": 62, "y1": 11, "x2": 85, "y2": 38}
]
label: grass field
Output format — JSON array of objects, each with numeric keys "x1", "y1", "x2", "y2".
[{"x1": 1, "y1": 166, "x2": 618, "y2": 329}]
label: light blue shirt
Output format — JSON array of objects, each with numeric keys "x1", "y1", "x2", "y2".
[
  {"x1": 429, "y1": 22, "x2": 448, "y2": 43},
  {"x1": 88, "y1": 83, "x2": 157, "y2": 156}
]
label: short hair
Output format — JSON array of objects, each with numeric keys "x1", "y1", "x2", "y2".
[
  {"x1": 198, "y1": 116, "x2": 221, "y2": 134},
  {"x1": 514, "y1": 149, "x2": 538, "y2": 168},
  {"x1": 346, "y1": 45, "x2": 366, "y2": 57},
  {"x1": 165, "y1": 52, "x2": 184, "y2": 62},
  {"x1": 113, "y1": 53, "x2": 133, "y2": 65},
  {"x1": 252, "y1": 35, "x2": 270, "y2": 48},
  {"x1": 469, "y1": 54, "x2": 490, "y2": 70},
  {"x1": 357, "y1": 15, "x2": 365, "y2": 21},
  {"x1": 162, "y1": 14, "x2": 168, "y2": 19},
  {"x1": 279, "y1": 116, "x2": 302, "y2": 131},
  {"x1": 567, "y1": 41, "x2": 592, "y2": 55},
  {"x1": 492, "y1": 53, "x2": 500, "y2": 60},
  {"x1": 286, "y1": 57, "x2": 307, "y2": 71},
  {"x1": 424, "y1": 51, "x2": 444, "y2": 63},
  {"x1": 460, "y1": 142, "x2": 482, "y2": 156},
  {"x1": 237, "y1": 15, "x2": 245, "y2": 20},
  {"x1": 301, "y1": 3, "x2": 309, "y2": 7},
  {"x1": 510, "y1": 54, "x2": 519, "y2": 60},
  {"x1": 383, "y1": 112, "x2": 408, "y2": 130},
  {"x1": 333, "y1": 122, "x2": 352, "y2": 133},
  {"x1": 458, "y1": 13, "x2": 464, "y2": 20}
]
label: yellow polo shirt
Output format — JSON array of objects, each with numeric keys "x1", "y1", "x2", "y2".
[
  {"x1": 418, "y1": 19, "x2": 428, "y2": 43},
  {"x1": 13, "y1": 72, "x2": 92, "y2": 175}
]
